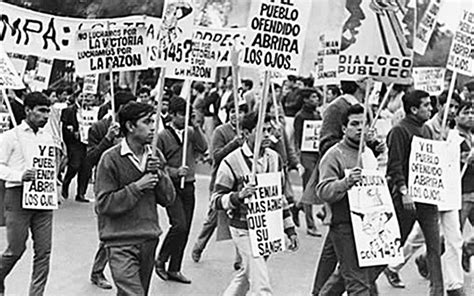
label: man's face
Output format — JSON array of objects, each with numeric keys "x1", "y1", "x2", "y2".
[
  {"x1": 138, "y1": 92, "x2": 151, "y2": 104},
  {"x1": 26, "y1": 105, "x2": 50, "y2": 128},
  {"x1": 457, "y1": 105, "x2": 474, "y2": 129},
  {"x1": 413, "y1": 96, "x2": 433, "y2": 122},
  {"x1": 343, "y1": 113, "x2": 364, "y2": 143},
  {"x1": 130, "y1": 113, "x2": 155, "y2": 144},
  {"x1": 228, "y1": 108, "x2": 246, "y2": 126},
  {"x1": 225, "y1": 76, "x2": 233, "y2": 89},
  {"x1": 305, "y1": 93, "x2": 319, "y2": 108},
  {"x1": 171, "y1": 110, "x2": 186, "y2": 129},
  {"x1": 295, "y1": 80, "x2": 304, "y2": 89},
  {"x1": 161, "y1": 101, "x2": 169, "y2": 114},
  {"x1": 260, "y1": 122, "x2": 274, "y2": 149},
  {"x1": 327, "y1": 89, "x2": 337, "y2": 102},
  {"x1": 439, "y1": 99, "x2": 460, "y2": 121}
]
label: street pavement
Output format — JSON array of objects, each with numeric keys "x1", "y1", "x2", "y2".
[{"x1": 0, "y1": 166, "x2": 473, "y2": 295}]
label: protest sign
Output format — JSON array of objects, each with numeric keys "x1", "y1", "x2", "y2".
[
  {"x1": 333, "y1": 0, "x2": 415, "y2": 84},
  {"x1": 193, "y1": 26, "x2": 246, "y2": 67},
  {"x1": 301, "y1": 120, "x2": 322, "y2": 152},
  {"x1": 27, "y1": 57, "x2": 53, "y2": 91},
  {"x1": 0, "y1": 111, "x2": 9, "y2": 133},
  {"x1": 23, "y1": 144, "x2": 58, "y2": 210},
  {"x1": 446, "y1": 9, "x2": 473, "y2": 76},
  {"x1": 241, "y1": 0, "x2": 312, "y2": 74},
  {"x1": 0, "y1": 47, "x2": 25, "y2": 90},
  {"x1": 74, "y1": 26, "x2": 148, "y2": 75},
  {"x1": 78, "y1": 107, "x2": 99, "y2": 144},
  {"x1": 245, "y1": 172, "x2": 286, "y2": 258},
  {"x1": 414, "y1": 0, "x2": 442, "y2": 55},
  {"x1": 0, "y1": 2, "x2": 161, "y2": 61},
  {"x1": 165, "y1": 38, "x2": 218, "y2": 82},
  {"x1": 7, "y1": 52, "x2": 28, "y2": 76},
  {"x1": 408, "y1": 136, "x2": 461, "y2": 209},
  {"x1": 347, "y1": 169, "x2": 403, "y2": 267},
  {"x1": 147, "y1": 0, "x2": 195, "y2": 68},
  {"x1": 413, "y1": 67, "x2": 446, "y2": 96},
  {"x1": 83, "y1": 74, "x2": 99, "y2": 95}
]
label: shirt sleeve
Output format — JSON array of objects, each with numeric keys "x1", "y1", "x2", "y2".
[
  {"x1": 211, "y1": 160, "x2": 240, "y2": 211},
  {"x1": 316, "y1": 149, "x2": 350, "y2": 204},
  {"x1": 0, "y1": 133, "x2": 23, "y2": 183},
  {"x1": 386, "y1": 125, "x2": 408, "y2": 191}
]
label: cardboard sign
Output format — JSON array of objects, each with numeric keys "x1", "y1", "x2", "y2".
[
  {"x1": 413, "y1": 67, "x2": 446, "y2": 96},
  {"x1": 7, "y1": 52, "x2": 28, "y2": 76},
  {"x1": 414, "y1": 0, "x2": 442, "y2": 55},
  {"x1": 446, "y1": 9, "x2": 473, "y2": 76},
  {"x1": 335, "y1": 0, "x2": 415, "y2": 84},
  {"x1": 23, "y1": 144, "x2": 58, "y2": 210},
  {"x1": 78, "y1": 107, "x2": 99, "y2": 144},
  {"x1": 83, "y1": 74, "x2": 99, "y2": 95},
  {"x1": 301, "y1": 120, "x2": 322, "y2": 152},
  {"x1": 241, "y1": 0, "x2": 312, "y2": 74},
  {"x1": 348, "y1": 169, "x2": 403, "y2": 267},
  {"x1": 166, "y1": 38, "x2": 218, "y2": 82},
  {"x1": 75, "y1": 26, "x2": 148, "y2": 75},
  {"x1": 0, "y1": 2, "x2": 161, "y2": 61},
  {"x1": 27, "y1": 57, "x2": 53, "y2": 91},
  {"x1": 0, "y1": 46, "x2": 25, "y2": 90},
  {"x1": 408, "y1": 136, "x2": 461, "y2": 209},
  {"x1": 193, "y1": 26, "x2": 246, "y2": 67},
  {"x1": 246, "y1": 172, "x2": 286, "y2": 258},
  {"x1": 0, "y1": 111, "x2": 10, "y2": 133}
]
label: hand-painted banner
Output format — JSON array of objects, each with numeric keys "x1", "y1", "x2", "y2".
[
  {"x1": 74, "y1": 26, "x2": 148, "y2": 75},
  {"x1": 78, "y1": 107, "x2": 99, "y2": 144},
  {"x1": 246, "y1": 172, "x2": 286, "y2": 258},
  {"x1": 0, "y1": 111, "x2": 9, "y2": 133},
  {"x1": 241, "y1": 0, "x2": 312, "y2": 74},
  {"x1": 83, "y1": 74, "x2": 99, "y2": 95},
  {"x1": 27, "y1": 57, "x2": 53, "y2": 91},
  {"x1": 7, "y1": 53, "x2": 28, "y2": 76},
  {"x1": 0, "y1": 46, "x2": 25, "y2": 90},
  {"x1": 347, "y1": 169, "x2": 403, "y2": 267},
  {"x1": 301, "y1": 120, "x2": 322, "y2": 152},
  {"x1": 193, "y1": 26, "x2": 246, "y2": 67},
  {"x1": 446, "y1": 9, "x2": 473, "y2": 76},
  {"x1": 413, "y1": 67, "x2": 446, "y2": 96},
  {"x1": 408, "y1": 136, "x2": 461, "y2": 209},
  {"x1": 414, "y1": 0, "x2": 442, "y2": 55},
  {"x1": 23, "y1": 144, "x2": 58, "y2": 210},
  {"x1": 0, "y1": 2, "x2": 161, "y2": 61},
  {"x1": 335, "y1": 0, "x2": 415, "y2": 84}
]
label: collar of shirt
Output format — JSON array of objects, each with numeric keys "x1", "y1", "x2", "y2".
[
  {"x1": 241, "y1": 142, "x2": 272, "y2": 173},
  {"x1": 170, "y1": 125, "x2": 184, "y2": 143},
  {"x1": 343, "y1": 94, "x2": 360, "y2": 106},
  {"x1": 120, "y1": 138, "x2": 152, "y2": 172}
]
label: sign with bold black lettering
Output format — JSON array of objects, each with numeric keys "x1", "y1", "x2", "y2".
[
  {"x1": 335, "y1": 0, "x2": 415, "y2": 84},
  {"x1": 74, "y1": 26, "x2": 147, "y2": 75},
  {"x1": 0, "y1": 46, "x2": 25, "y2": 90},
  {"x1": 23, "y1": 144, "x2": 58, "y2": 210},
  {"x1": 78, "y1": 107, "x2": 99, "y2": 144},
  {"x1": 245, "y1": 172, "x2": 285, "y2": 258},
  {"x1": 347, "y1": 169, "x2": 403, "y2": 267},
  {"x1": 414, "y1": 0, "x2": 442, "y2": 55},
  {"x1": 241, "y1": 0, "x2": 312, "y2": 74},
  {"x1": 446, "y1": 9, "x2": 473, "y2": 76},
  {"x1": 83, "y1": 74, "x2": 99, "y2": 95},
  {"x1": 301, "y1": 120, "x2": 322, "y2": 152},
  {"x1": 413, "y1": 67, "x2": 446, "y2": 96}
]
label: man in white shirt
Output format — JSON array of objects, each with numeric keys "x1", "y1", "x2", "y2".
[{"x1": 0, "y1": 92, "x2": 58, "y2": 296}]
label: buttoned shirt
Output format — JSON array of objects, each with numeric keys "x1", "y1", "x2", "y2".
[
  {"x1": 120, "y1": 138, "x2": 152, "y2": 172},
  {"x1": 0, "y1": 121, "x2": 58, "y2": 188}
]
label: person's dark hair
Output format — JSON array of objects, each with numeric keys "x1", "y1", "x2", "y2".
[
  {"x1": 402, "y1": 90, "x2": 430, "y2": 115},
  {"x1": 287, "y1": 75, "x2": 297, "y2": 82},
  {"x1": 342, "y1": 104, "x2": 365, "y2": 126},
  {"x1": 13, "y1": 89, "x2": 26, "y2": 99},
  {"x1": 327, "y1": 85, "x2": 341, "y2": 97},
  {"x1": 171, "y1": 82, "x2": 183, "y2": 96},
  {"x1": 137, "y1": 87, "x2": 151, "y2": 96},
  {"x1": 297, "y1": 88, "x2": 319, "y2": 101},
  {"x1": 437, "y1": 90, "x2": 461, "y2": 107},
  {"x1": 225, "y1": 97, "x2": 249, "y2": 114},
  {"x1": 464, "y1": 80, "x2": 474, "y2": 92},
  {"x1": 24, "y1": 92, "x2": 51, "y2": 109},
  {"x1": 193, "y1": 82, "x2": 205, "y2": 94},
  {"x1": 301, "y1": 76, "x2": 314, "y2": 87},
  {"x1": 61, "y1": 87, "x2": 74, "y2": 95},
  {"x1": 114, "y1": 91, "x2": 136, "y2": 113},
  {"x1": 241, "y1": 111, "x2": 274, "y2": 133},
  {"x1": 118, "y1": 101, "x2": 155, "y2": 136},
  {"x1": 340, "y1": 81, "x2": 359, "y2": 95},
  {"x1": 169, "y1": 95, "x2": 187, "y2": 114},
  {"x1": 241, "y1": 79, "x2": 253, "y2": 90}
]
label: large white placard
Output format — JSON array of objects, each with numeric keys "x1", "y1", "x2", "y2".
[
  {"x1": 446, "y1": 9, "x2": 474, "y2": 76},
  {"x1": 246, "y1": 172, "x2": 286, "y2": 258},
  {"x1": 412, "y1": 67, "x2": 446, "y2": 96},
  {"x1": 301, "y1": 120, "x2": 322, "y2": 152},
  {"x1": 0, "y1": 46, "x2": 25, "y2": 90},
  {"x1": 348, "y1": 169, "x2": 403, "y2": 267},
  {"x1": 414, "y1": 0, "x2": 443, "y2": 55},
  {"x1": 78, "y1": 107, "x2": 99, "y2": 144}
]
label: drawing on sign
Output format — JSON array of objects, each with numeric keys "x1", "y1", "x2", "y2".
[{"x1": 157, "y1": 1, "x2": 193, "y2": 51}]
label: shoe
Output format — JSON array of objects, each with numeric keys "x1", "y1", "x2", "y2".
[
  {"x1": 290, "y1": 205, "x2": 300, "y2": 227},
  {"x1": 307, "y1": 228, "x2": 322, "y2": 237},
  {"x1": 233, "y1": 262, "x2": 242, "y2": 271},
  {"x1": 462, "y1": 244, "x2": 471, "y2": 273},
  {"x1": 383, "y1": 267, "x2": 405, "y2": 288},
  {"x1": 415, "y1": 255, "x2": 429, "y2": 279},
  {"x1": 167, "y1": 271, "x2": 191, "y2": 284},
  {"x1": 447, "y1": 288, "x2": 465, "y2": 296},
  {"x1": 155, "y1": 260, "x2": 168, "y2": 281},
  {"x1": 191, "y1": 250, "x2": 201, "y2": 263},
  {"x1": 75, "y1": 196, "x2": 90, "y2": 203},
  {"x1": 61, "y1": 187, "x2": 69, "y2": 199},
  {"x1": 91, "y1": 276, "x2": 113, "y2": 290}
]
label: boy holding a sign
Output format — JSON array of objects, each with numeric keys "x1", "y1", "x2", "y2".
[
  {"x1": 0, "y1": 92, "x2": 58, "y2": 296},
  {"x1": 316, "y1": 104, "x2": 381, "y2": 295},
  {"x1": 212, "y1": 112, "x2": 298, "y2": 296},
  {"x1": 385, "y1": 90, "x2": 443, "y2": 295}
]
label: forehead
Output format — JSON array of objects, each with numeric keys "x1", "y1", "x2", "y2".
[{"x1": 347, "y1": 113, "x2": 364, "y2": 123}]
